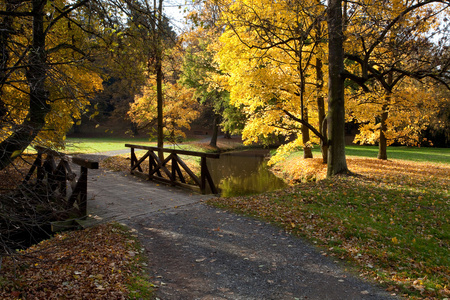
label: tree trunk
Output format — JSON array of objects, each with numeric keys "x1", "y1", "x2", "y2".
[
  {"x1": 209, "y1": 114, "x2": 220, "y2": 148},
  {"x1": 378, "y1": 73, "x2": 392, "y2": 160},
  {"x1": 155, "y1": 0, "x2": 164, "y2": 160},
  {"x1": 321, "y1": 118, "x2": 328, "y2": 164},
  {"x1": 0, "y1": 0, "x2": 50, "y2": 170},
  {"x1": 301, "y1": 108, "x2": 313, "y2": 158},
  {"x1": 316, "y1": 57, "x2": 327, "y2": 164},
  {"x1": 378, "y1": 105, "x2": 388, "y2": 160},
  {"x1": 326, "y1": 0, "x2": 348, "y2": 176}
]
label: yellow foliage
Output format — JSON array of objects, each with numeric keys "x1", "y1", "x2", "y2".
[
  {"x1": 348, "y1": 79, "x2": 442, "y2": 146},
  {"x1": 128, "y1": 77, "x2": 199, "y2": 140},
  {"x1": 0, "y1": 0, "x2": 103, "y2": 149},
  {"x1": 214, "y1": 0, "x2": 327, "y2": 152}
]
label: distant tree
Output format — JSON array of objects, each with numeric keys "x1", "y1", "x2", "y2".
[
  {"x1": 343, "y1": 0, "x2": 450, "y2": 159},
  {"x1": 128, "y1": 76, "x2": 199, "y2": 141}
]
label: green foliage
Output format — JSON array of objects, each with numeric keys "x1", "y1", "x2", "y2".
[{"x1": 179, "y1": 30, "x2": 245, "y2": 135}]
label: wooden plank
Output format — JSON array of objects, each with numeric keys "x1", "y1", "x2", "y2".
[
  {"x1": 149, "y1": 155, "x2": 162, "y2": 177},
  {"x1": 131, "y1": 151, "x2": 149, "y2": 172},
  {"x1": 171, "y1": 155, "x2": 186, "y2": 183},
  {"x1": 34, "y1": 145, "x2": 64, "y2": 157},
  {"x1": 130, "y1": 148, "x2": 137, "y2": 172},
  {"x1": 148, "y1": 151, "x2": 172, "y2": 180},
  {"x1": 177, "y1": 157, "x2": 201, "y2": 187},
  {"x1": 72, "y1": 157, "x2": 99, "y2": 169},
  {"x1": 200, "y1": 157, "x2": 218, "y2": 194},
  {"x1": 125, "y1": 144, "x2": 220, "y2": 159},
  {"x1": 23, "y1": 152, "x2": 42, "y2": 182},
  {"x1": 203, "y1": 157, "x2": 218, "y2": 194}
]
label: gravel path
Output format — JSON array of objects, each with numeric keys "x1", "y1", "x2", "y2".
[
  {"x1": 83, "y1": 152, "x2": 398, "y2": 300},
  {"x1": 123, "y1": 204, "x2": 397, "y2": 300}
]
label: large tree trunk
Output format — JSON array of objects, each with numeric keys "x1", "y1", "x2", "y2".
[
  {"x1": 326, "y1": 0, "x2": 348, "y2": 176},
  {"x1": 0, "y1": 0, "x2": 50, "y2": 170}
]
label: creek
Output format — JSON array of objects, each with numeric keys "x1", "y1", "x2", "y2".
[{"x1": 207, "y1": 149, "x2": 287, "y2": 197}]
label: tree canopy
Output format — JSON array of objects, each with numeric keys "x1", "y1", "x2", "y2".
[{"x1": 1, "y1": 0, "x2": 448, "y2": 175}]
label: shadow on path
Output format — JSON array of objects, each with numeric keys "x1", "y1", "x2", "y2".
[{"x1": 84, "y1": 153, "x2": 397, "y2": 300}]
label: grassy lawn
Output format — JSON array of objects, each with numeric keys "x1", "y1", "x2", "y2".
[
  {"x1": 64, "y1": 137, "x2": 157, "y2": 154},
  {"x1": 64, "y1": 137, "x2": 218, "y2": 154},
  {"x1": 209, "y1": 153, "x2": 450, "y2": 299},
  {"x1": 306, "y1": 145, "x2": 450, "y2": 165}
]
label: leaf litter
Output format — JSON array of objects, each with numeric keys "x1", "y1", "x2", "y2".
[{"x1": 0, "y1": 223, "x2": 152, "y2": 299}]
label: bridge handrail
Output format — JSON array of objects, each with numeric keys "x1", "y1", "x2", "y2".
[{"x1": 124, "y1": 144, "x2": 220, "y2": 159}]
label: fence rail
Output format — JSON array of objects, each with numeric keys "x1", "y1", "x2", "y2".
[
  {"x1": 125, "y1": 144, "x2": 220, "y2": 194},
  {"x1": 23, "y1": 146, "x2": 98, "y2": 218}
]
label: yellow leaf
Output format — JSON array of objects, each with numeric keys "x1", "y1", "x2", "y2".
[{"x1": 11, "y1": 150, "x2": 22, "y2": 159}]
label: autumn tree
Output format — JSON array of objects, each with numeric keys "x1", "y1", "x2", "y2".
[
  {"x1": 180, "y1": 3, "x2": 245, "y2": 147},
  {"x1": 213, "y1": 0, "x2": 329, "y2": 161},
  {"x1": 0, "y1": 0, "x2": 103, "y2": 170},
  {"x1": 128, "y1": 75, "x2": 199, "y2": 142},
  {"x1": 85, "y1": 0, "x2": 177, "y2": 137},
  {"x1": 343, "y1": 0, "x2": 450, "y2": 159}
]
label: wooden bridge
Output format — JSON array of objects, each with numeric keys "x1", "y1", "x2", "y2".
[{"x1": 125, "y1": 144, "x2": 220, "y2": 194}]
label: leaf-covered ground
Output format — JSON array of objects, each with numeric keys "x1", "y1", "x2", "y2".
[
  {"x1": 0, "y1": 223, "x2": 153, "y2": 299},
  {"x1": 209, "y1": 157, "x2": 450, "y2": 299}
]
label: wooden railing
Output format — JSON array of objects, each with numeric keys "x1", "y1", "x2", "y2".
[
  {"x1": 125, "y1": 144, "x2": 220, "y2": 194},
  {"x1": 23, "y1": 146, "x2": 98, "y2": 218}
]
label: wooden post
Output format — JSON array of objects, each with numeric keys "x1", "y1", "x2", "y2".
[
  {"x1": 200, "y1": 157, "x2": 206, "y2": 193},
  {"x1": 131, "y1": 147, "x2": 136, "y2": 174},
  {"x1": 77, "y1": 166, "x2": 88, "y2": 217},
  {"x1": 69, "y1": 157, "x2": 98, "y2": 218}
]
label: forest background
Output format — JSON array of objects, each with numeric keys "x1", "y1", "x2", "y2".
[{"x1": 0, "y1": 0, "x2": 449, "y2": 174}]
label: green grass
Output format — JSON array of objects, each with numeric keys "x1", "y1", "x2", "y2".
[
  {"x1": 304, "y1": 145, "x2": 449, "y2": 164},
  {"x1": 64, "y1": 137, "x2": 204, "y2": 154},
  {"x1": 64, "y1": 137, "x2": 156, "y2": 154}
]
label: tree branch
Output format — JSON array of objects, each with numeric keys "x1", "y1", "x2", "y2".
[{"x1": 282, "y1": 109, "x2": 326, "y2": 143}]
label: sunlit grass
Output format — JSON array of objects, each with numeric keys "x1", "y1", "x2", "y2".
[
  {"x1": 306, "y1": 145, "x2": 450, "y2": 165},
  {"x1": 64, "y1": 137, "x2": 156, "y2": 154}
]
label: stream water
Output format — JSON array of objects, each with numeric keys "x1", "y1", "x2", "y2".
[{"x1": 207, "y1": 150, "x2": 287, "y2": 197}]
